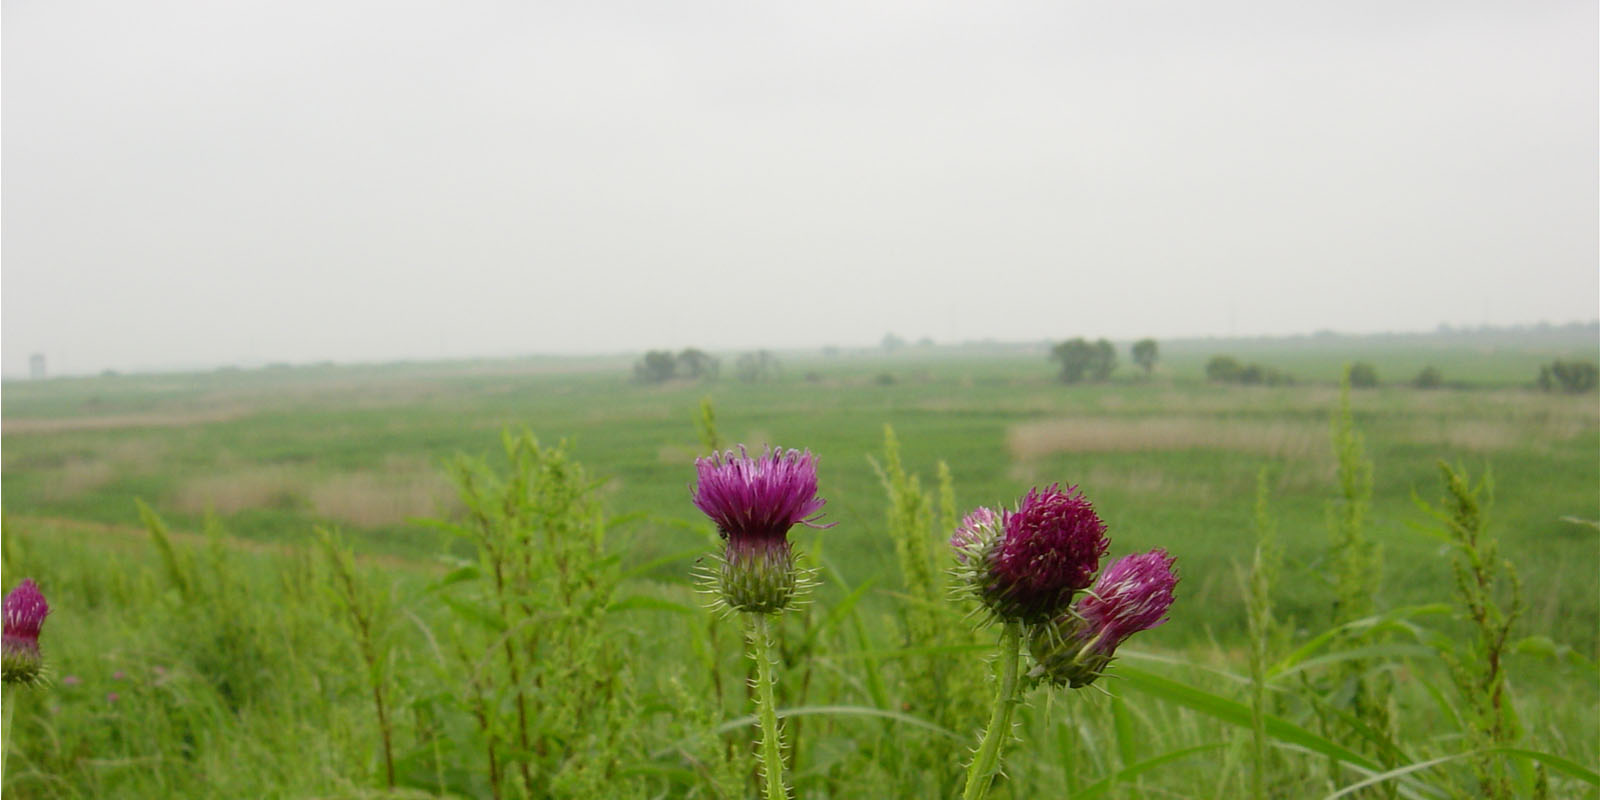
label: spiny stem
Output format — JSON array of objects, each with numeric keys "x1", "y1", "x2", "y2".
[
  {"x1": 962, "y1": 622, "x2": 1023, "y2": 800},
  {"x1": 2, "y1": 686, "x2": 15, "y2": 787},
  {"x1": 749, "y1": 613, "x2": 788, "y2": 800}
]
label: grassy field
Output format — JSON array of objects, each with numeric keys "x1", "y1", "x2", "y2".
[{"x1": 2, "y1": 327, "x2": 1596, "y2": 798}]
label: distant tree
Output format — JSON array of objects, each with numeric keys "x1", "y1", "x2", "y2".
[
  {"x1": 882, "y1": 332, "x2": 907, "y2": 353},
  {"x1": 1348, "y1": 362, "x2": 1379, "y2": 389},
  {"x1": 1206, "y1": 355, "x2": 1244, "y2": 383},
  {"x1": 1090, "y1": 338, "x2": 1117, "y2": 381},
  {"x1": 915, "y1": 336, "x2": 935, "y2": 348},
  {"x1": 1051, "y1": 338, "x2": 1095, "y2": 383},
  {"x1": 1206, "y1": 354, "x2": 1294, "y2": 386},
  {"x1": 735, "y1": 350, "x2": 781, "y2": 383},
  {"x1": 633, "y1": 350, "x2": 678, "y2": 383},
  {"x1": 1538, "y1": 360, "x2": 1599, "y2": 393},
  {"x1": 1132, "y1": 338, "x2": 1159, "y2": 375},
  {"x1": 677, "y1": 348, "x2": 719, "y2": 381},
  {"x1": 1414, "y1": 366, "x2": 1443, "y2": 389},
  {"x1": 874, "y1": 371, "x2": 896, "y2": 386}
]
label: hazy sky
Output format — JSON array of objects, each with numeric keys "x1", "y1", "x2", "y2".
[{"x1": 4, "y1": 0, "x2": 1596, "y2": 375}]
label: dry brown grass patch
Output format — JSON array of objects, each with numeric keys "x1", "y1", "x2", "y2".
[
  {"x1": 1008, "y1": 416, "x2": 1325, "y2": 460},
  {"x1": 173, "y1": 465, "x2": 306, "y2": 514},
  {"x1": 309, "y1": 460, "x2": 460, "y2": 528}
]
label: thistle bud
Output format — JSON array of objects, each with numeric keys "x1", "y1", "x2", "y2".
[
  {"x1": 956, "y1": 484, "x2": 1108, "y2": 625},
  {"x1": 1029, "y1": 549, "x2": 1177, "y2": 688},
  {"x1": 3, "y1": 579, "x2": 51, "y2": 687},
  {"x1": 692, "y1": 446, "x2": 832, "y2": 614},
  {"x1": 950, "y1": 506, "x2": 1002, "y2": 564}
]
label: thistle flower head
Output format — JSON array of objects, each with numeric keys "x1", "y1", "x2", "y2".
[
  {"x1": 1029, "y1": 549, "x2": 1178, "y2": 688},
  {"x1": 691, "y1": 445, "x2": 832, "y2": 614},
  {"x1": 1078, "y1": 548, "x2": 1178, "y2": 643},
  {"x1": 950, "y1": 506, "x2": 1001, "y2": 563},
  {"x1": 3, "y1": 578, "x2": 51, "y2": 686},
  {"x1": 963, "y1": 484, "x2": 1108, "y2": 624}
]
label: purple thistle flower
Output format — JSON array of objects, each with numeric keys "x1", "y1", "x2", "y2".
[
  {"x1": 3, "y1": 578, "x2": 51, "y2": 686},
  {"x1": 1079, "y1": 549, "x2": 1178, "y2": 644},
  {"x1": 1030, "y1": 549, "x2": 1178, "y2": 688},
  {"x1": 972, "y1": 484, "x2": 1108, "y2": 624},
  {"x1": 692, "y1": 446, "x2": 833, "y2": 613},
  {"x1": 950, "y1": 506, "x2": 1001, "y2": 563}
]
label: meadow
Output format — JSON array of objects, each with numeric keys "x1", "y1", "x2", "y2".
[{"x1": 1, "y1": 327, "x2": 1596, "y2": 798}]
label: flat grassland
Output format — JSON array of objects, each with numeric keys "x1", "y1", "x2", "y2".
[{"x1": 2, "y1": 327, "x2": 1596, "y2": 797}]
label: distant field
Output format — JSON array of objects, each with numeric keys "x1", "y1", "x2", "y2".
[{"x1": 4, "y1": 327, "x2": 1597, "y2": 648}]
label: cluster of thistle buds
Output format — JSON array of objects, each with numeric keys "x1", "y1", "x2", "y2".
[
  {"x1": 952, "y1": 484, "x2": 1177, "y2": 688},
  {"x1": 691, "y1": 445, "x2": 833, "y2": 615},
  {"x1": 3, "y1": 579, "x2": 51, "y2": 687}
]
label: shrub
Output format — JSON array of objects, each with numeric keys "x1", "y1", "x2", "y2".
[
  {"x1": 1348, "y1": 362, "x2": 1379, "y2": 388},
  {"x1": 1206, "y1": 355, "x2": 1244, "y2": 383},
  {"x1": 1132, "y1": 338, "x2": 1159, "y2": 375},
  {"x1": 1415, "y1": 366, "x2": 1443, "y2": 389},
  {"x1": 735, "y1": 350, "x2": 781, "y2": 383},
  {"x1": 633, "y1": 350, "x2": 678, "y2": 383},
  {"x1": 1537, "y1": 360, "x2": 1598, "y2": 393},
  {"x1": 1051, "y1": 338, "x2": 1116, "y2": 383},
  {"x1": 1208, "y1": 356, "x2": 1294, "y2": 387}
]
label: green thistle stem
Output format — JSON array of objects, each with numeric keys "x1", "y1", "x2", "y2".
[
  {"x1": 749, "y1": 613, "x2": 788, "y2": 800},
  {"x1": 2, "y1": 686, "x2": 15, "y2": 787},
  {"x1": 962, "y1": 622, "x2": 1023, "y2": 800}
]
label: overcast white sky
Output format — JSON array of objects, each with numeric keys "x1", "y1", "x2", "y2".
[{"x1": 4, "y1": 0, "x2": 1596, "y2": 375}]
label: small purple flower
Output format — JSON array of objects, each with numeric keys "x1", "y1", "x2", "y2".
[
  {"x1": 964, "y1": 485, "x2": 1108, "y2": 624},
  {"x1": 692, "y1": 446, "x2": 833, "y2": 613},
  {"x1": 62, "y1": 675, "x2": 82, "y2": 686},
  {"x1": 1079, "y1": 549, "x2": 1178, "y2": 644},
  {"x1": 1030, "y1": 549, "x2": 1178, "y2": 688},
  {"x1": 106, "y1": 692, "x2": 120, "y2": 704},
  {"x1": 112, "y1": 670, "x2": 127, "y2": 681},
  {"x1": 3, "y1": 579, "x2": 51, "y2": 686},
  {"x1": 950, "y1": 506, "x2": 1001, "y2": 563}
]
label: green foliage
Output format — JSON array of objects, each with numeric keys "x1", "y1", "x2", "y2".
[
  {"x1": 871, "y1": 426, "x2": 984, "y2": 795},
  {"x1": 1206, "y1": 354, "x2": 1244, "y2": 382},
  {"x1": 1206, "y1": 354, "x2": 1295, "y2": 385},
  {"x1": 430, "y1": 431, "x2": 642, "y2": 799},
  {"x1": 1537, "y1": 359, "x2": 1598, "y2": 393},
  {"x1": 1246, "y1": 467, "x2": 1282, "y2": 800},
  {"x1": 1414, "y1": 365, "x2": 1443, "y2": 389},
  {"x1": 694, "y1": 395, "x2": 723, "y2": 453},
  {"x1": 1321, "y1": 367, "x2": 1392, "y2": 779},
  {"x1": 678, "y1": 348, "x2": 720, "y2": 381},
  {"x1": 316, "y1": 526, "x2": 398, "y2": 789},
  {"x1": 1051, "y1": 337, "x2": 1116, "y2": 383},
  {"x1": 634, "y1": 350, "x2": 679, "y2": 383},
  {"x1": 1132, "y1": 338, "x2": 1159, "y2": 375},
  {"x1": 1348, "y1": 362, "x2": 1380, "y2": 388},
  {"x1": 1415, "y1": 464, "x2": 1524, "y2": 799},
  {"x1": 735, "y1": 350, "x2": 782, "y2": 383}
]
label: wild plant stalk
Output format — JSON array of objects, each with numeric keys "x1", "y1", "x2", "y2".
[
  {"x1": 1, "y1": 686, "x2": 15, "y2": 786},
  {"x1": 748, "y1": 613, "x2": 788, "y2": 800},
  {"x1": 696, "y1": 395, "x2": 724, "y2": 453},
  {"x1": 316, "y1": 527, "x2": 396, "y2": 789},
  {"x1": 961, "y1": 622, "x2": 1023, "y2": 800},
  {"x1": 1417, "y1": 463, "x2": 1523, "y2": 799},
  {"x1": 1247, "y1": 467, "x2": 1282, "y2": 800},
  {"x1": 875, "y1": 428, "x2": 982, "y2": 793},
  {"x1": 1324, "y1": 367, "x2": 1395, "y2": 785}
]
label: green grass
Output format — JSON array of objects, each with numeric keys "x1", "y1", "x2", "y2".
[{"x1": 2, "y1": 328, "x2": 1596, "y2": 797}]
